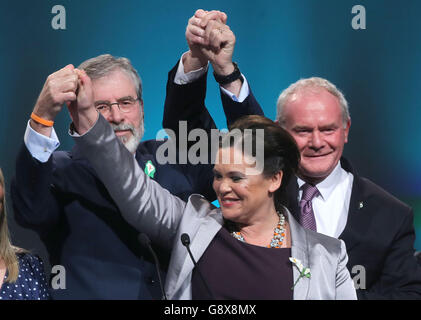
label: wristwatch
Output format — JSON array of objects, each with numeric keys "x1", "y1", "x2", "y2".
[{"x1": 213, "y1": 62, "x2": 243, "y2": 85}]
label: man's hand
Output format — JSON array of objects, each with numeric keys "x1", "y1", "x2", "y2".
[
  {"x1": 199, "y1": 11, "x2": 242, "y2": 96},
  {"x1": 183, "y1": 9, "x2": 226, "y2": 73},
  {"x1": 200, "y1": 17, "x2": 236, "y2": 76},
  {"x1": 184, "y1": 10, "x2": 241, "y2": 95},
  {"x1": 67, "y1": 69, "x2": 98, "y2": 136},
  {"x1": 31, "y1": 64, "x2": 78, "y2": 136}
]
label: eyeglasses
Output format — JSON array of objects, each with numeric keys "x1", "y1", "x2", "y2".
[{"x1": 95, "y1": 97, "x2": 140, "y2": 115}]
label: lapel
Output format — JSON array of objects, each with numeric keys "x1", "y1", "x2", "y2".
[
  {"x1": 169, "y1": 201, "x2": 224, "y2": 298},
  {"x1": 286, "y1": 157, "x2": 372, "y2": 254},
  {"x1": 286, "y1": 208, "x2": 311, "y2": 300},
  {"x1": 134, "y1": 144, "x2": 156, "y2": 177},
  {"x1": 285, "y1": 177, "x2": 300, "y2": 220},
  {"x1": 338, "y1": 158, "x2": 373, "y2": 252}
]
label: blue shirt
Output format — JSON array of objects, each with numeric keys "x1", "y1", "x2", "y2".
[{"x1": 0, "y1": 253, "x2": 50, "y2": 300}]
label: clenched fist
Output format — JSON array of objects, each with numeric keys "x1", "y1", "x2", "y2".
[
  {"x1": 31, "y1": 64, "x2": 79, "y2": 136},
  {"x1": 31, "y1": 64, "x2": 97, "y2": 137},
  {"x1": 67, "y1": 69, "x2": 98, "y2": 136},
  {"x1": 33, "y1": 64, "x2": 78, "y2": 120}
]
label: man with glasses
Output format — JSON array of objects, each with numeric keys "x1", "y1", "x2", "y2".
[
  {"x1": 11, "y1": 9, "x2": 262, "y2": 299},
  {"x1": 12, "y1": 55, "x2": 166, "y2": 300}
]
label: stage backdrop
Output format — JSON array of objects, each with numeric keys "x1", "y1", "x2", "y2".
[{"x1": 1, "y1": 0, "x2": 420, "y2": 273}]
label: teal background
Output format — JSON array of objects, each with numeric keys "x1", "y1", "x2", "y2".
[{"x1": 1, "y1": 0, "x2": 420, "y2": 264}]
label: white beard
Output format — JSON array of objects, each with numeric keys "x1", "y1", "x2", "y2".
[{"x1": 112, "y1": 123, "x2": 144, "y2": 154}]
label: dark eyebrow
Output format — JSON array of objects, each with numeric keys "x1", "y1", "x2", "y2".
[
  {"x1": 94, "y1": 100, "x2": 110, "y2": 106},
  {"x1": 212, "y1": 169, "x2": 245, "y2": 176},
  {"x1": 229, "y1": 171, "x2": 246, "y2": 177},
  {"x1": 226, "y1": 171, "x2": 246, "y2": 177}
]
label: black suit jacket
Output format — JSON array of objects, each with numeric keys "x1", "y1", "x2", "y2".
[
  {"x1": 163, "y1": 61, "x2": 263, "y2": 141},
  {"x1": 285, "y1": 157, "x2": 421, "y2": 299},
  {"x1": 11, "y1": 61, "x2": 263, "y2": 299}
]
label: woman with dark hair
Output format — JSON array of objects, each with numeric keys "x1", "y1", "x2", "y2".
[
  {"x1": 0, "y1": 169, "x2": 50, "y2": 300},
  {"x1": 70, "y1": 95, "x2": 357, "y2": 299}
]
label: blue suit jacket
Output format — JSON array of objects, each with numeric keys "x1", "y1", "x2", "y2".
[{"x1": 11, "y1": 61, "x2": 263, "y2": 299}]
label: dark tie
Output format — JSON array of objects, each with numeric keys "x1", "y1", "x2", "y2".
[{"x1": 299, "y1": 183, "x2": 319, "y2": 231}]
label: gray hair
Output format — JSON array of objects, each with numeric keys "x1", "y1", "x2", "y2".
[
  {"x1": 78, "y1": 54, "x2": 143, "y2": 102},
  {"x1": 276, "y1": 77, "x2": 350, "y2": 128}
]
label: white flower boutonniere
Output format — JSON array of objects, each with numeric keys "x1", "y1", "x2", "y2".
[{"x1": 289, "y1": 257, "x2": 311, "y2": 290}]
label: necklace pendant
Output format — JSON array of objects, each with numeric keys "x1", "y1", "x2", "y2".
[{"x1": 230, "y1": 211, "x2": 286, "y2": 248}]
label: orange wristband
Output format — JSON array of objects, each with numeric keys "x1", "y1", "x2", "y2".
[{"x1": 30, "y1": 113, "x2": 54, "y2": 127}]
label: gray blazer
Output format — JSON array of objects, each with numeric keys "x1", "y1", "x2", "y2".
[{"x1": 73, "y1": 115, "x2": 357, "y2": 300}]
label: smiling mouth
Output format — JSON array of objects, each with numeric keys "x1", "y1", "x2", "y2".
[
  {"x1": 304, "y1": 152, "x2": 332, "y2": 158},
  {"x1": 114, "y1": 130, "x2": 132, "y2": 136},
  {"x1": 220, "y1": 198, "x2": 240, "y2": 206}
]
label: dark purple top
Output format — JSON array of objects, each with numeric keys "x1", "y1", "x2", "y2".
[{"x1": 192, "y1": 227, "x2": 293, "y2": 300}]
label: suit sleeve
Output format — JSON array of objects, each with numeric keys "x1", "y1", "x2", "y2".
[
  {"x1": 357, "y1": 208, "x2": 421, "y2": 300},
  {"x1": 163, "y1": 60, "x2": 265, "y2": 133},
  {"x1": 162, "y1": 61, "x2": 265, "y2": 202},
  {"x1": 162, "y1": 60, "x2": 216, "y2": 137},
  {"x1": 11, "y1": 143, "x2": 62, "y2": 231},
  {"x1": 220, "y1": 83, "x2": 264, "y2": 125},
  {"x1": 335, "y1": 240, "x2": 358, "y2": 300},
  {"x1": 73, "y1": 115, "x2": 187, "y2": 249}
]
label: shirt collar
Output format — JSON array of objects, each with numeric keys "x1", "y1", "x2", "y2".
[{"x1": 297, "y1": 161, "x2": 343, "y2": 201}]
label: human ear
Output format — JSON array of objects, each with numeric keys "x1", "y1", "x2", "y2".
[{"x1": 268, "y1": 171, "x2": 283, "y2": 193}]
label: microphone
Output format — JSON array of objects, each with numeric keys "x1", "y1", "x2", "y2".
[
  {"x1": 138, "y1": 233, "x2": 168, "y2": 300},
  {"x1": 181, "y1": 233, "x2": 191, "y2": 247},
  {"x1": 180, "y1": 233, "x2": 214, "y2": 300}
]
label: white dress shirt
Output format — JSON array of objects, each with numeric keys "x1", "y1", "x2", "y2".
[
  {"x1": 24, "y1": 120, "x2": 60, "y2": 163},
  {"x1": 297, "y1": 162, "x2": 354, "y2": 238},
  {"x1": 25, "y1": 53, "x2": 251, "y2": 162},
  {"x1": 174, "y1": 52, "x2": 250, "y2": 102}
]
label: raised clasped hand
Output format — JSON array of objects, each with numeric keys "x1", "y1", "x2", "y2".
[{"x1": 185, "y1": 9, "x2": 235, "y2": 75}]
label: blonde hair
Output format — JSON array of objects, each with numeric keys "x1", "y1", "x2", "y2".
[{"x1": 0, "y1": 168, "x2": 23, "y2": 283}]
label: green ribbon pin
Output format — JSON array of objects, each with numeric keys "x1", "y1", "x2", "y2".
[{"x1": 144, "y1": 160, "x2": 156, "y2": 178}]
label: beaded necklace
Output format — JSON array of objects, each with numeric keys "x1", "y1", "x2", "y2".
[{"x1": 230, "y1": 212, "x2": 286, "y2": 248}]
